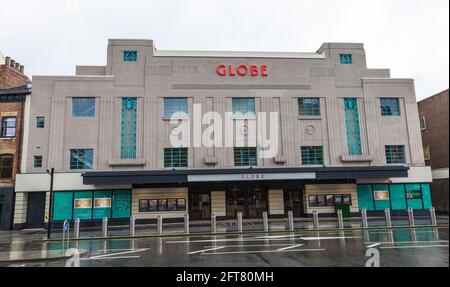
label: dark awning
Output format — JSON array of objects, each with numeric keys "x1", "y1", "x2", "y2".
[{"x1": 82, "y1": 166, "x2": 409, "y2": 185}]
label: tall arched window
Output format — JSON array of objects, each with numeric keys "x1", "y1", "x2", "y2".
[{"x1": 0, "y1": 154, "x2": 14, "y2": 179}]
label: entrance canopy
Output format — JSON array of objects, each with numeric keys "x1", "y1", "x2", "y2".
[{"x1": 82, "y1": 166, "x2": 408, "y2": 185}]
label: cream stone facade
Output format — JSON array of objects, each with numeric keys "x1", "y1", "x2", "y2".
[{"x1": 14, "y1": 39, "x2": 432, "y2": 229}]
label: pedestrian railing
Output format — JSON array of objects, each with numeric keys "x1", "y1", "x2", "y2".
[{"x1": 64, "y1": 206, "x2": 443, "y2": 240}]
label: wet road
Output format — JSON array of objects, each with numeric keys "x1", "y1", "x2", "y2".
[{"x1": 1, "y1": 227, "x2": 448, "y2": 267}]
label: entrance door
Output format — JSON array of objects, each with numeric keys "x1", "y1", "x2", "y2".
[
  {"x1": 189, "y1": 192, "x2": 211, "y2": 220},
  {"x1": 226, "y1": 185, "x2": 268, "y2": 219},
  {"x1": 284, "y1": 190, "x2": 304, "y2": 217},
  {"x1": 26, "y1": 192, "x2": 46, "y2": 228}
]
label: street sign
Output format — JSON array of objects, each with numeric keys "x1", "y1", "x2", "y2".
[{"x1": 63, "y1": 220, "x2": 70, "y2": 232}]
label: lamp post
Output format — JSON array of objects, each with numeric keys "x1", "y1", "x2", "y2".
[{"x1": 46, "y1": 168, "x2": 54, "y2": 240}]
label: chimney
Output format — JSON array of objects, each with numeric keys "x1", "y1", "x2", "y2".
[
  {"x1": 10, "y1": 59, "x2": 15, "y2": 68},
  {"x1": 5, "y1": 57, "x2": 10, "y2": 66},
  {"x1": 15, "y1": 62, "x2": 20, "y2": 70},
  {"x1": 20, "y1": 65, "x2": 24, "y2": 73}
]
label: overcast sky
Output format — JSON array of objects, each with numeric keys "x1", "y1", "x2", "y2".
[{"x1": 1, "y1": 0, "x2": 448, "y2": 100}]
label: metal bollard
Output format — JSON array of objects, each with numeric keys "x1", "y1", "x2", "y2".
[
  {"x1": 361, "y1": 209, "x2": 368, "y2": 228},
  {"x1": 337, "y1": 209, "x2": 344, "y2": 229},
  {"x1": 157, "y1": 215, "x2": 163, "y2": 235},
  {"x1": 408, "y1": 208, "x2": 415, "y2": 227},
  {"x1": 430, "y1": 207, "x2": 437, "y2": 226},
  {"x1": 237, "y1": 212, "x2": 243, "y2": 233},
  {"x1": 211, "y1": 214, "x2": 217, "y2": 233},
  {"x1": 288, "y1": 210, "x2": 294, "y2": 231},
  {"x1": 184, "y1": 213, "x2": 190, "y2": 234},
  {"x1": 102, "y1": 217, "x2": 108, "y2": 238},
  {"x1": 313, "y1": 210, "x2": 319, "y2": 230},
  {"x1": 385, "y1": 208, "x2": 392, "y2": 228},
  {"x1": 130, "y1": 215, "x2": 136, "y2": 237},
  {"x1": 74, "y1": 218, "x2": 80, "y2": 239},
  {"x1": 262, "y1": 211, "x2": 269, "y2": 232}
]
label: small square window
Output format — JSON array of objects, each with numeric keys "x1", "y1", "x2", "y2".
[
  {"x1": 70, "y1": 149, "x2": 94, "y2": 170},
  {"x1": 232, "y1": 98, "x2": 256, "y2": 117},
  {"x1": 36, "y1": 117, "x2": 45, "y2": 128},
  {"x1": 298, "y1": 98, "x2": 320, "y2": 116},
  {"x1": 301, "y1": 146, "x2": 324, "y2": 165},
  {"x1": 385, "y1": 145, "x2": 405, "y2": 164},
  {"x1": 164, "y1": 148, "x2": 188, "y2": 168},
  {"x1": 72, "y1": 98, "x2": 95, "y2": 117},
  {"x1": 164, "y1": 98, "x2": 188, "y2": 118},
  {"x1": 33, "y1": 156, "x2": 43, "y2": 168},
  {"x1": 340, "y1": 54, "x2": 353, "y2": 64},
  {"x1": 123, "y1": 51, "x2": 138, "y2": 62},
  {"x1": 234, "y1": 147, "x2": 257, "y2": 167},
  {"x1": 380, "y1": 98, "x2": 400, "y2": 116}
]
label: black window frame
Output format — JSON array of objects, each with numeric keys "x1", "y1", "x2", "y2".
[
  {"x1": 380, "y1": 98, "x2": 400, "y2": 116},
  {"x1": 1, "y1": 116, "x2": 17, "y2": 138},
  {"x1": 36, "y1": 116, "x2": 45, "y2": 128},
  {"x1": 0, "y1": 154, "x2": 14, "y2": 179},
  {"x1": 33, "y1": 155, "x2": 43, "y2": 168}
]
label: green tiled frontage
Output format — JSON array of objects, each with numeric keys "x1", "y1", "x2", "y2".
[
  {"x1": 357, "y1": 183, "x2": 431, "y2": 211},
  {"x1": 53, "y1": 190, "x2": 131, "y2": 221}
]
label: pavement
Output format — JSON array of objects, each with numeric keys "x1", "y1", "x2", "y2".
[{"x1": 0, "y1": 215, "x2": 447, "y2": 267}]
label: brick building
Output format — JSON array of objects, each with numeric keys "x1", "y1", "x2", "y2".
[
  {"x1": 0, "y1": 53, "x2": 31, "y2": 230},
  {"x1": 418, "y1": 89, "x2": 449, "y2": 213}
]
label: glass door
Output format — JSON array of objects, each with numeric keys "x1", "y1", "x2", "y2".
[
  {"x1": 189, "y1": 192, "x2": 211, "y2": 220},
  {"x1": 284, "y1": 190, "x2": 304, "y2": 217},
  {"x1": 226, "y1": 185, "x2": 268, "y2": 219}
]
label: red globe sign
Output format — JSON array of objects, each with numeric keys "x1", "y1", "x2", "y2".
[{"x1": 216, "y1": 64, "x2": 268, "y2": 77}]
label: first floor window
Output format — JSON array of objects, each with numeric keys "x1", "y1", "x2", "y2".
[
  {"x1": 385, "y1": 145, "x2": 405, "y2": 164},
  {"x1": 70, "y1": 149, "x2": 93, "y2": 170},
  {"x1": 298, "y1": 98, "x2": 320, "y2": 116},
  {"x1": 33, "y1": 156, "x2": 43, "y2": 168},
  {"x1": 1, "y1": 117, "x2": 16, "y2": 137},
  {"x1": 234, "y1": 147, "x2": 257, "y2": 166},
  {"x1": 301, "y1": 146, "x2": 324, "y2": 165},
  {"x1": 0, "y1": 154, "x2": 13, "y2": 179},
  {"x1": 164, "y1": 148, "x2": 188, "y2": 168},
  {"x1": 380, "y1": 98, "x2": 400, "y2": 116}
]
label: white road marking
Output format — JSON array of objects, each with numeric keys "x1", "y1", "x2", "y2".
[
  {"x1": 277, "y1": 244, "x2": 304, "y2": 251},
  {"x1": 300, "y1": 236, "x2": 361, "y2": 240},
  {"x1": 364, "y1": 240, "x2": 449, "y2": 244},
  {"x1": 167, "y1": 237, "x2": 305, "y2": 244},
  {"x1": 81, "y1": 256, "x2": 140, "y2": 261},
  {"x1": 89, "y1": 248, "x2": 149, "y2": 259},
  {"x1": 380, "y1": 245, "x2": 449, "y2": 249},
  {"x1": 366, "y1": 243, "x2": 381, "y2": 248},
  {"x1": 204, "y1": 244, "x2": 300, "y2": 248},
  {"x1": 202, "y1": 248, "x2": 326, "y2": 255},
  {"x1": 188, "y1": 246, "x2": 227, "y2": 255}
]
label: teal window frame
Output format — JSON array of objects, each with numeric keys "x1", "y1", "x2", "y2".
[
  {"x1": 164, "y1": 98, "x2": 188, "y2": 118},
  {"x1": 380, "y1": 98, "x2": 400, "y2": 116},
  {"x1": 70, "y1": 149, "x2": 93, "y2": 170},
  {"x1": 120, "y1": 97, "x2": 137, "y2": 159},
  {"x1": 164, "y1": 148, "x2": 188, "y2": 168},
  {"x1": 33, "y1": 155, "x2": 43, "y2": 168},
  {"x1": 123, "y1": 51, "x2": 138, "y2": 62},
  {"x1": 234, "y1": 147, "x2": 257, "y2": 167},
  {"x1": 232, "y1": 98, "x2": 255, "y2": 117},
  {"x1": 343, "y1": 98, "x2": 362, "y2": 155},
  {"x1": 385, "y1": 145, "x2": 405, "y2": 164},
  {"x1": 36, "y1": 117, "x2": 45, "y2": 128},
  {"x1": 298, "y1": 98, "x2": 320, "y2": 116},
  {"x1": 72, "y1": 98, "x2": 95, "y2": 117},
  {"x1": 301, "y1": 146, "x2": 324, "y2": 165},
  {"x1": 340, "y1": 54, "x2": 353, "y2": 64}
]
